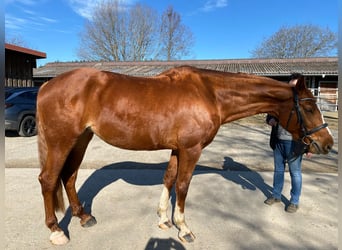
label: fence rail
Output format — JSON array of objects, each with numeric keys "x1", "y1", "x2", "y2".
[{"x1": 309, "y1": 88, "x2": 338, "y2": 111}]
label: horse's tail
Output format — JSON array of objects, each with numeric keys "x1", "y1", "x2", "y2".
[
  {"x1": 37, "y1": 86, "x2": 65, "y2": 213},
  {"x1": 54, "y1": 181, "x2": 65, "y2": 213}
]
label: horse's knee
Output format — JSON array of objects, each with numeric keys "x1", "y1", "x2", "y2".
[{"x1": 176, "y1": 181, "x2": 190, "y2": 199}]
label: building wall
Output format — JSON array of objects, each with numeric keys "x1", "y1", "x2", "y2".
[
  {"x1": 270, "y1": 75, "x2": 338, "y2": 111},
  {"x1": 5, "y1": 50, "x2": 37, "y2": 87}
]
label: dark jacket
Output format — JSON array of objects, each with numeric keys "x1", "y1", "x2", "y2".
[
  {"x1": 266, "y1": 114, "x2": 278, "y2": 150},
  {"x1": 266, "y1": 114, "x2": 308, "y2": 158}
]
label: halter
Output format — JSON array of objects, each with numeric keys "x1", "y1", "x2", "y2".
[{"x1": 286, "y1": 88, "x2": 328, "y2": 147}]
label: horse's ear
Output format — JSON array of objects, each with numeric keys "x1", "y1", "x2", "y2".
[{"x1": 295, "y1": 76, "x2": 306, "y2": 91}]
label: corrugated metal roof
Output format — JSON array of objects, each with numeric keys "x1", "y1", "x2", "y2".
[{"x1": 33, "y1": 57, "x2": 338, "y2": 78}]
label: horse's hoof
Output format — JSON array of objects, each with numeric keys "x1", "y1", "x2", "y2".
[
  {"x1": 179, "y1": 232, "x2": 196, "y2": 243},
  {"x1": 158, "y1": 220, "x2": 173, "y2": 230},
  {"x1": 81, "y1": 215, "x2": 97, "y2": 227},
  {"x1": 49, "y1": 231, "x2": 69, "y2": 245}
]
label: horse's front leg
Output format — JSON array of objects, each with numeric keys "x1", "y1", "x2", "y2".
[
  {"x1": 158, "y1": 150, "x2": 178, "y2": 229},
  {"x1": 173, "y1": 145, "x2": 202, "y2": 243}
]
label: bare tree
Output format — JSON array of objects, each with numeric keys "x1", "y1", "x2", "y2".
[
  {"x1": 127, "y1": 4, "x2": 158, "y2": 61},
  {"x1": 78, "y1": 1, "x2": 194, "y2": 61},
  {"x1": 78, "y1": 0, "x2": 123, "y2": 61},
  {"x1": 251, "y1": 24, "x2": 337, "y2": 58},
  {"x1": 157, "y1": 6, "x2": 194, "y2": 60},
  {"x1": 5, "y1": 35, "x2": 28, "y2": 47},
  {"x1": 77, "y1": 0, "x2": 157, "y2": 61}
]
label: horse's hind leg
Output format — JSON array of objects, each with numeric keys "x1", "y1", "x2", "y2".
[
  {"x1": 61, "y1": 129, "x2": 96, "y2": 227},
  {"x1": 39, "y1": 128, "x2": 93, "y2": 245},
  {"x1": 158, "y1": 150, "x2": 178, "y2": 229},
  {"x1": 38, "y1": 146, "x2": 73, "y2": 245}
]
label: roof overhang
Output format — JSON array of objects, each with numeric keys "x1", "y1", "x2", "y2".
[
  {"x1": 33, "y1": 57, "x2": 338, "y2": 78},
  {"x1": 5, "y1": 43, "x2": 46, "y2": 59}
]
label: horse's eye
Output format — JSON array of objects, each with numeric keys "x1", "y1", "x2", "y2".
[{"x1": 304, "y1": 107, "x2": 314, "y2": 113}]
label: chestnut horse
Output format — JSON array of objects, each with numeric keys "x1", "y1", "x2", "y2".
[{"x1": 37, "y1": 66, "x2": 333, "y2": 245}]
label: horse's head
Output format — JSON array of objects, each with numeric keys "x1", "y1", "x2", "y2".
[{"x1": 278, "y1": 76, "x2": 333, "y2": 154}]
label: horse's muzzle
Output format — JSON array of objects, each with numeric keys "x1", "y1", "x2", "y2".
[{"x1": 310, "y1": 140, "x2": 333, "y2": 154}]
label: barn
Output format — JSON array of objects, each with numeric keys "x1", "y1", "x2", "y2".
[
  {"x1": 5, "y1": 43, "x2": 46, "y2": 88},
  {"x1": 33, "y1": 57, "x2": 338, "y2": 111}
]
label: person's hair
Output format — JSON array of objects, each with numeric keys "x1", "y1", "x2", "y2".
[{"x1": 289, "y1": 73, "x2": 302, "y2": 80}]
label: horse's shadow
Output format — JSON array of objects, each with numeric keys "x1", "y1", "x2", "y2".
[{"x1": 59, "y1": 156, "x2": 288, "y2": 236}]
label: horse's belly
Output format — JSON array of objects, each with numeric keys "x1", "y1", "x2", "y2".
[
  {"x1": 89, "y1": 107, "x2": 218, "y2": 151},
  {"x1": 92, "y1": 125, "x2": 177, "y2": 151}
]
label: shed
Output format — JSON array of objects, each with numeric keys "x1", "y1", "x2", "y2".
[{"x1": 5, "y1": 43, "x2": 46, "y2": 87}]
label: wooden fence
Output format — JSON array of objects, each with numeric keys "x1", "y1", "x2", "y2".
[{"x1": 309, "y1": 87, "x2": 338, "y2": 111}]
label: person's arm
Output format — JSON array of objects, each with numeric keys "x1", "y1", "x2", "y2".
[{"x1": 266, "y1": 114, "x2": 278, "y2": 126}]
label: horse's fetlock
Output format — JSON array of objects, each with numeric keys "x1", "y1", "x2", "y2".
[
  {"x1": 71, "y1": 205, "x2": 83, "y2": 216},
  {"x1": 46, "y1": 220, "x2": 59, "y2": 231}
]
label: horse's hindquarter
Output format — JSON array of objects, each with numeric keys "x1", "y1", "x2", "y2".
[
  {"x1": 38, "y1": 68, "x2": 221, "y2": 151},
  {"x1": 37, "y1": 68, "x2": 100, "y2": 136}
]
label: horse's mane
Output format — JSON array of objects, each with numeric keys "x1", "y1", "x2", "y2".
[{"x1": 157, "y1": 65, "x2": 285, "y2": 87}]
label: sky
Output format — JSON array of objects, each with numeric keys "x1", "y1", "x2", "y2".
[{"x1": 5, "y1": 0, "x2": 338, "y2": 66}]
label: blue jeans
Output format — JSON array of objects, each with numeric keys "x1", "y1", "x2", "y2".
[{"x1": 272, "y1": 140, "x2": 303, "y2": 205}]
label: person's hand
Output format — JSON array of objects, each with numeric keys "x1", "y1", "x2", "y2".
[
  {"x1": 289, "y1": 79, "x2": 298, "y2": 86},
  {"x1": 305, "y1": 152, "x2": 313, "y2": 159},
  {"x1": 268, "y1": 118, "x2": 277, "y2": 126}
]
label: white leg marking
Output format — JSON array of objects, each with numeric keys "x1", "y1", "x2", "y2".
[
  {"x1": 174, "y1": 203, "x2": 195, "y2": 242},
  {"x1": 174, "y1": 203, "x2": 190, "y2": 234},
  {"x1": 49, "y1": 231, "x2": 69, "y2": 245},
  {"x1": 158, "y1": 186, "x2": 172, "y2": 229}
]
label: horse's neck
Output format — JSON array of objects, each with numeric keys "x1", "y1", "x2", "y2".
[{"x1": 214, "y1": 77, "x2": 293, "y2": 124}]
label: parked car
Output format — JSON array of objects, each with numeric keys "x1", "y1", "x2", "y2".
[{"x1": 5, "y1": 87, "x2": 39, "y2": 137}]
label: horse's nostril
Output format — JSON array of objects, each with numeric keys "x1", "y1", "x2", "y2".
[{"x1": 325, "y1": 144, "x2": 332, "y2": 152}]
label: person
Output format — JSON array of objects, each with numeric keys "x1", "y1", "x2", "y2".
[{"x1": 264, "y1": 73, "x2": 311, "y2": 213}]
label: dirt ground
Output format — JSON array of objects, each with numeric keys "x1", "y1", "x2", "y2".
[{"x1": 4, "y1": 114, "x2": 338, "y2": 249}]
